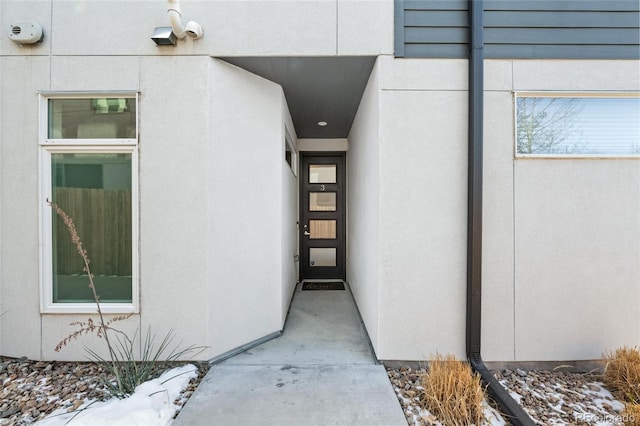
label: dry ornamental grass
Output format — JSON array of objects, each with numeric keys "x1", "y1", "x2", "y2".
[
  {"x1": 419, "y1": 354, "x2": 486, "y2": 426},
  {"x1": 623, "y1": 403, "x2": 640, "y2": 426},
  {"x1": 604, "y1": 346, "x2": 640, "y2": 426},
  {"x1": 604, "y1": 347, "x2": 640, "y2": 404}
]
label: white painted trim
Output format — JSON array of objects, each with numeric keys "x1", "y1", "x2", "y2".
[
  {"x1": 514, "y1": 91, "x2": 640, "y2": 99},
  {"x1": 39, "y1": 146, "x2": 139, "y2": 314},
  {"x1": 38, "y1": 93, "x2": 140, "y2": 314},
  {"x1": 515, "y1": 154, "x2": 640, "y2": 160},
  {"x1": 513, "y1": 91, "x2": 640, "y2": 159},
  {"x1": 42, "y1": 139, "x2": 137, "y2": 146},
  {"x1": 38, "y1": 91, "x2": 141, "y2": 96},
  {"x1": 297, "y1": 138, "x2": 349, "y2": 152},
  {"x1": 38, "y1": 93, "x2": 138, "y2": 145},
  {"x1": 285, "y1": 125, "x2": 298, "y2": 177}
]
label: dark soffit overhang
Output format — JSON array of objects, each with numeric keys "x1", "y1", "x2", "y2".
[{"x1": 220, "y1": 56, "x2": 376, "y2": 139}]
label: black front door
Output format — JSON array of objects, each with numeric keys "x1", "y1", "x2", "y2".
[{"x1": 299, "y1": 153, "x2": 346, "y2": 280}]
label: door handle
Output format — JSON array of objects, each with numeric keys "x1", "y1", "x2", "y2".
[{"x1": 304, "y1": 230, "x2": 311, "y2": 236}]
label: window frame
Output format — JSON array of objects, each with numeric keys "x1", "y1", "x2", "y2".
[
  {"x1": 514, "y1": 91, "x2": 640, "y2": 159},
  {"x1": 285, "y1": 126, "x2": 298, "y2": 176},
  {"x1": 38, "y1": 93, "x2": 139, "y2": 314}
]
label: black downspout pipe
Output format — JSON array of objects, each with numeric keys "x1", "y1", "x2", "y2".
[{"x1": 466, "y1": 1, "x2": 535, "y2": 425}]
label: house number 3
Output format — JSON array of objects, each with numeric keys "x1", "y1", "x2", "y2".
[{"x1": 320, "y1": 185, "x2": 326, "y2": 191}]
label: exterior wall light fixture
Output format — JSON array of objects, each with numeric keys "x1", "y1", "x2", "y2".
[{"x1": 151, "y1": 26, "x2": 177, "y2": 45}]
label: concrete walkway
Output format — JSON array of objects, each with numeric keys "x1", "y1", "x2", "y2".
[{"x1": 174, "y1": 282, "x2": 406, "y2": 426}]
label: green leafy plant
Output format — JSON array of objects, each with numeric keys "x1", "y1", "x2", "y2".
[
  {"x1": 49, "y1": 200, "x2": 204, "y2": 398},
  {"x1": 84, "y1": 326, "x2": 203, "y2": 398}
]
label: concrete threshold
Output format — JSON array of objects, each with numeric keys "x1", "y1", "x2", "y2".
[{"x1": 174, "y1": 282, "x2": 406, "y2": 426}]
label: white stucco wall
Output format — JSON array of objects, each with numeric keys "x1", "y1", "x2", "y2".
[
  {"x1": 349, "y1": 57, "x2": 469, "y2": 360},
  {"x1": 207, "y1": 59, "x2": 295, "y2": 357},
  {"x1": 281, "y1": 109, "x2": 299, "y2": 324},
  {"x1": 0, "y1": 61, "x2": 3, "y2": 356},
  {"x1": 0, "y1": 54, "x2": 216, "y2": 360},
  {"x1": 349, "y1": 57, "x2": 639, "y2": 363},
  {"x1": 0, "y1": 0, "x2": 393, "y2": 57},
  {"x1": 135, "y1": 56, "x2": 211, "y2": 362},
  {"x1": 2, "y1": 2, "x2": 638, "y2": 364},
  {"x1": 514, "y1": 160, "x2": 639, "y2": 360},
  {"x1": 0, "y1": 0, "x2": 374, "y2": 361},
  {"x1": 377, "y1": 57, "x2": 469, "y2": 360},
  {"x1": 0, "y1": 54, "x2": 297, "y2": 360},
  {"x1": 481, "y1": 68, "x2": 516, "y2": 361},
  {"x1": 347, "y1": 59, "x2": 381, "y2": 351},
  {"x1": 0, "y1": 56, "x2": 48, "y2": 360},
  {"x1": 483, "y1": 60, "x2": 640, "y2": 362}
]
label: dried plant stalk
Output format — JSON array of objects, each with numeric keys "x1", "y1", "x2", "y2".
[
  {"x1": 623, "y1": 403, "x2": 640, "y2": 426},
  {"x1": 48, "y1": 199, "x2": 204, "y2": 398},
  {"x1": 48, "y1": 199, "x2": 130, "y2": 345},
  {"x1": 419, "y1": 353, "x2": 486, "y2": 426},
  {"x1": 48, "y1": 199, "x2": 130, "y2": 394},
  {"x1": 604, "y1": 346, "x2": 640, "y2": 404}
]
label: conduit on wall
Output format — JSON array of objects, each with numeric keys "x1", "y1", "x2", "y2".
[
  {"x1": 465, "y1": 0, "x2": 535, "y2": 425},
  {"x1": 167, "y1": 0, "x2": 203, "y2": 40}
]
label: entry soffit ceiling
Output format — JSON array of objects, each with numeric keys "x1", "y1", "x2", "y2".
[{"x1": 220, "y1": 56, "x2": 376, "y2": 139}]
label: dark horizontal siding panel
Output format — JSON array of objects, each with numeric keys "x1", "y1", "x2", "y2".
[
  {"x1": 486, "y1": 28, "x2": 640, "y2": 45},
  {"x1": 396, "y1": 0, "x2": 639, "y2": 59},
  {"x1": 405, "y1": 27, "x2": 469, "y2": 43},
  {"x1": 405, "y1": 10, "x2": 468, "y2": 27},
  {"x1": 485, "y1": 11, "x2": 640, "y2": 28},
  {"x1": 485, "y1": 0, "x2": 639, "y2": 12},
  {"x1": 404, "y1": 0, "x2": 467, "y2": 11},
  {"x1": 395, "y1": 0, "x2": 405, "y2": 56},
  {"x1": 485, "y1": 44, "x2": 640, "y2": 59},
  {"x1": 404, "y1": 43, "x2": 469, "y2": 58}
]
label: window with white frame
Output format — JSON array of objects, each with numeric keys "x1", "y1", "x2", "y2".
[
  {"x1": 39, "y1": 94, "x2": 138, "y2": 313},
  {"x1": 285, "y1": 129, "x2": 297, "y2": 175},
  {"x1": 515, "y1": 93, "x2": 640, "y2": 157}
]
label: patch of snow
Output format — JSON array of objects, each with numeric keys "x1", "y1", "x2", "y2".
[
  {"x1": 593, "y1": 398, "x2": 625, "y2": 412},
  {"x1": 508, "y1": 390, "x2": 523, "y2": 404},
  {"x1": 498, "y1": 379, "x2": 524, "y2": 405},
  {"x1": 35, "y1": 364, "x2": 198, "y2": 426},
  {"x1": 483, "y1": 400, "x2": 507, "y2": 426},
  {"x1": 414, "y1": 407, "x2": 442, "y2": 426}
]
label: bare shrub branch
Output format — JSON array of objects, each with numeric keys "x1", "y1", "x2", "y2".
[{"x1": 47, "y1": 199, "x2": 205, "y2": 398}]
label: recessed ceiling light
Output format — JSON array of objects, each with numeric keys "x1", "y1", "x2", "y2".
[{"x1": 317, "y1": 121, "x2": 328, "y2": 126}]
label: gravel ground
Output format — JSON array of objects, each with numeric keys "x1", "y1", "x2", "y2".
[
  {"x1": 386, "y1": 366, "x2": 433, "y2": 425},
  {"x1": 495, "y1": 369, "x2": 626, "y2": 425},
  {"x1": 0, "y1": 356, "x2": 209, "y2": 426},
  {"x1": 387, "y1": 366, "x2": 627, "y2": 426},
  {"x1": 2, "y1": 357, "x2": 627, "y2": 426}
]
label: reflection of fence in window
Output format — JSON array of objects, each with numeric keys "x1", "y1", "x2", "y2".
[
  {"x1": 54, "y1": 187, "x2": 132, "y2": 276},
  {"x1": 516, "y1": 96, "x2": 640, "y2": 156}
]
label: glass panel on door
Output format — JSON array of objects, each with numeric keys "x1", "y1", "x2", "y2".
[
  {"x1": 309, "y1": 248, "x2": 336, "y2": 267},
  {"x1": 309, "y1": 192, "x2": 336, "y2": 211},
  {"x1": 300, "y1": 155, "x2": 345, "y2": 280},
  {"x1": 309, "y1": 220, "x2": 336, "y2": 239},
  {"x1": 309, "y1": 165, "x2": 336, "y2": 183}
]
